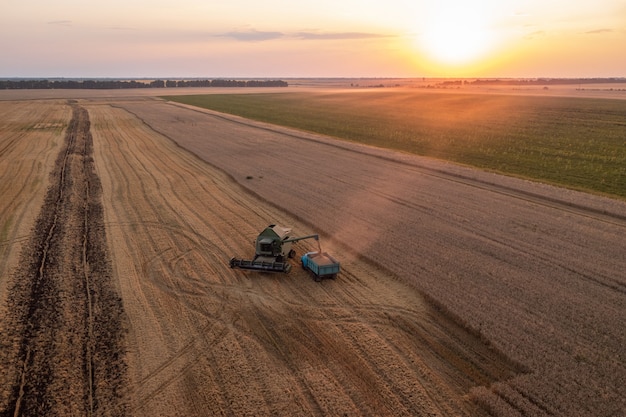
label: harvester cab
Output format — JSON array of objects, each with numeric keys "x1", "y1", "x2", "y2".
[
  {"x1": 255, "y1": 224, "x2": 297, "y2": 259},
  {"x1": 230, "y1": 224, "x2": 322, "y2": 273}
]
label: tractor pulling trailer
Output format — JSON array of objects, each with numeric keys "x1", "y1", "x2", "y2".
[{"x1": 230, "y1": 224, "x2": 340, "y2": 281}]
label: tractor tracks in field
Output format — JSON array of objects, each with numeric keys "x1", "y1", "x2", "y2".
[
  {"x1": 83, "y1": 102, "x2": 533, "y2": 415},
  {"x1": 0, "y1": 103, "x2": 127, "y2": 417}
]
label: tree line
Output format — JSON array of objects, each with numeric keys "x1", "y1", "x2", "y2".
[
  {"x1": 0, "y1": 79, "x2": 288, "y2": 89},
  {"x1": 464, "y1": 78, "x2": 626, "y2": 86}
]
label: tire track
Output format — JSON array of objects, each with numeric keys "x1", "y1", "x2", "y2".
[{"x1": 0, "y1": 103, "x2": 127, "y2": 417}]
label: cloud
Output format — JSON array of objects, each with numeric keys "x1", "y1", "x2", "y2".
[
  {"x1": 47, "y1": 20, "x2": 72, "y2": 26},
  {"x1": 293, "y1": 31, "x2": 391, "y2": 40},
  {"x1": 107, "y1": 26, "x2": 137, "y2": 31},
  {"x1": 584, "y1": 28, "x2": 613, "y2": 34},
  {"x1": 524, "y1": 30, "x2": 546, "y2": 40},
  {"x1": 219, "y1": 30, "x2": 284, "y2": 42},
  {"x1": 216, "y1": 28, "x2": 392, "y2": 43}
]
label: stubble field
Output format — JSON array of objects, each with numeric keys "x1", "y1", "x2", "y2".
[{"x1": 0, "y1": 89, "x2": 625, "y2": 417}]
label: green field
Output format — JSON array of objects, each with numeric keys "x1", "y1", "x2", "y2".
[{"x1": 163, "y1": 91, "x2": 626, "y2": 199}]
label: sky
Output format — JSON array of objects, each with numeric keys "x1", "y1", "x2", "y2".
[{"x1": 2, "y1": 0, "x2": 626, "y2": 78}]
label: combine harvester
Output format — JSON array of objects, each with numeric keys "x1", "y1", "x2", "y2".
[{"x1": 230, "y1": 224, "x2": 340, "y2": 281}]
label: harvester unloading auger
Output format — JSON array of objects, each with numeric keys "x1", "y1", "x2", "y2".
[{"x1": 229, "y1": 224, "x2": 340, "y2": 280}]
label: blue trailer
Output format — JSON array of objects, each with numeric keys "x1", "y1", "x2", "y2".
[{"x1": 301, "y1": 251, "x2": 340, "y2": 281}]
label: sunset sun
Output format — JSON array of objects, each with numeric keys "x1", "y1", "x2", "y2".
[{"x1": 417, "y1": 3, "x2": 497, "y2": 66}]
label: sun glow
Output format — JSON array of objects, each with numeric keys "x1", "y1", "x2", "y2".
[{"x1": 417, "y1": 2, "x2": 498, "y2": 66}]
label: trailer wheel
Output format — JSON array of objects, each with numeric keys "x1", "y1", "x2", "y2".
[{"x1": 289, "y1": 249, "x2": 296, "y2": 259}]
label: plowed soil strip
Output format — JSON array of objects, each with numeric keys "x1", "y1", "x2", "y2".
[{"x1": 0, "y1": 104, "x2": 127, "y2": 416}]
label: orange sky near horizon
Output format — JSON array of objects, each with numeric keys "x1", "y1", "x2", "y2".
[{"x1": 2, "y1": 0, "x2": 625, "y2": 78}]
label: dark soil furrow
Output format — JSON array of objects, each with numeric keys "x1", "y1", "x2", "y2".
[{"x1": 0, "y1": 103, "x2": 127, "y2": 417}]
